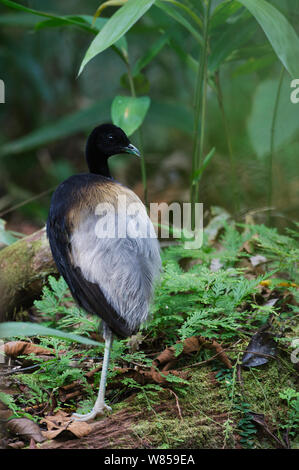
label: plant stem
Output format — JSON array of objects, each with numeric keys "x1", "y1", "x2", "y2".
[
  {"x1": 126, "y1": 60, "x2": 148, "y2": 208},
  {"x1": 215, "y1": 71, "x2": 239, "y2": 214},
  {"x1": 190, "y1": 0, "x2": 211, "y2": 228},
  {"x1": 268, "y1": 67, "x2": 284, "y2": 223}
]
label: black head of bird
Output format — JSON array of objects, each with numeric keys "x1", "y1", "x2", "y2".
[
  {"x1": 47, "y1": 123, "x2": 161, "y2": 421},
  {"x1": 85, "y1": 123, "x2": 140, "y2": 177}
]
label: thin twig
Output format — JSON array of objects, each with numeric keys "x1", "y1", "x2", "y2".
[
  {"x1": 268, "y1": 67, "x2": 285, "y2": 223},
  {"x1": 0, "y1": 186, "x2": 55, "y2": 218},
  {"x1": 190, "y1": 0, "x2": 211, "y2": 228},
  {"x1": 166, "y1": 388, "x2": 183, "y2": 420},
  {"x1": 215, "y1": 71, "x2": 239, "y2": 213},
  {"x1": 125, "y1": 60, "x2": 148, "y2": 207}
]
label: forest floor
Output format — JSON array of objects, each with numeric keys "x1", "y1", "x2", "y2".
[{"x1": 0, "y1": 210, "x2": 298, "y2": 449}]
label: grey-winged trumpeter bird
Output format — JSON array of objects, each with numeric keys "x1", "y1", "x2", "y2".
[{"x1": 47, "y1": 124, "x2": 161, "y2": 421}]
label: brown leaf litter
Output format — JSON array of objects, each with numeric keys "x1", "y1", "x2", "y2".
[
  {"x1": 40, "y1": 410, "x2": 92, "y2": 439},
  {"x1": 1, "y1": 335, "x2": 233, "y2": 448},
  {"x1": 6, "y1": 418, "x2": 45, "y2": 443},
  {"x1": 4, "y1": 341, "x2": 54, "y2": 358}
]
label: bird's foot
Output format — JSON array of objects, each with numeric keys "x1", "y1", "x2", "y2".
[{"x1": 71, "y1": 403, "x2": 112, "y2": 422}]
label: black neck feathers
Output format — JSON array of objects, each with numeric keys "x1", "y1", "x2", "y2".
[{"x1": 85, "y1": 141, "x2": 111, "y2": 178}]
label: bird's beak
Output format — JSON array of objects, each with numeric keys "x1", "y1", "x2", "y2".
[{"x1": 123, "y1": 143, "x2": 141, "y2": 157}]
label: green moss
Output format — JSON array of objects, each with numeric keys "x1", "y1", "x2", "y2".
[
  {"x1": 240, "y1": 361, "x2": 296, "y2": 428},
  {"x1": 114, "y1": 357, "x2": 295, "y2": 449}
]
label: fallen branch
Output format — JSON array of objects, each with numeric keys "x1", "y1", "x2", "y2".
[{"x1": 0, "y1": 228, "x2": 57, "y2": 321}]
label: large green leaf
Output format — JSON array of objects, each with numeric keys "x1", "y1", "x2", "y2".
[
  {"x1": 0, "y1": 99, "x2": 111, "y2": 157},
  {"x1": 209, "y1": 15, "x2": 256, "y2": 72},
  {"x1": 238, "y1": 0, "x2": 299, "y2": 78},
  {"x1": 111, "y1": 96, "x2": 151, "y2": 136},
  {"x1": 247, "y1": 76, "x2": 299, "y2": 158},
  {"x1": 78, "y1": 0, "x2": 156, "y2": 75},
  {"x1": 0, "y1": 322, "x2": 101, "y2": 346}
]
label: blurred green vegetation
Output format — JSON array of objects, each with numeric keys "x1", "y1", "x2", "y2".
[{"x1": 0, "y1": 0, "x2": 298, "y2": 232}]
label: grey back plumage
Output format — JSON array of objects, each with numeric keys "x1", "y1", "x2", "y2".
[{"x1": 70, "y1": 210, "x2": 161, "y2": 333}]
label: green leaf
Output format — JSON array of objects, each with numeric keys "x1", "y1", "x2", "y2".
[
  {"x1": 172, "y1": 342, "x2": 184, "y2": 357},
  {"x1": 155, "y1": 0, "x2": 203, "y2": 45},
  {"x1": 35, "y1": 14, "x2": 128, "y2": 63},
  {"x1": 168, "y1": 40, "x2": 198, "y2": 73},
  {"x1": 0, "y1": 99, "x2": 111, "y2": 157},
  {"x1": 192, "y1": 147, "x2": 215, "y2": 183},
  {"x1": 209, "y1": 0, "x2": 242, "y2": 31},
  {"x1": 0, "y1": 0, "x2": 95, "y2": 32},
  {"x1": 78, "y1": 0, "x2": 156, "y2": 75},
  {"x1": 238, "y1": 0, "x2": 299, "y2": 78},
  {"x1": 247, "y1": 76, "x2": 299, "y2": 158},
  {"x1": 0, "y1": 219, "x2": 19, "y2": 245},
  {"x1": 111, "y1": 95, "x2": 151, "y2": 136},
  {"x1": 133, "y1": 34, "x2": 169, "y2": 76},
  {"x1": 229, "y1": 43, "x2": 273, "y2": 61},
  {"x1": 34, "y1": 15, "x2": 98, "y2": 33},
  {"x1": 0, "y1": 322, "x2": 101, "y2": 346},
  {"x1": 232, "y1": 53, "x2": 275, "y2": 76}
]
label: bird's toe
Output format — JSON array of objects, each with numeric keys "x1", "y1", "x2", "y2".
[{"x1": 71, "y1": 403, "x2": 112, "y2": 421}]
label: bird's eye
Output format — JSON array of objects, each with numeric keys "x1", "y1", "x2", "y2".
[{"x1": 107, "y1": 134, "x2": 114, "y2": 141}]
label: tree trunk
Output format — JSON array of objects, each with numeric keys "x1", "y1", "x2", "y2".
[{"x1": 0, "y1": 228, "x2": 57, "y2": 322}]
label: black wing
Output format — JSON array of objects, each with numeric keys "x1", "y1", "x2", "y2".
[{"x1": 46, "y1": 177, "x2": 134, "y2": 338}]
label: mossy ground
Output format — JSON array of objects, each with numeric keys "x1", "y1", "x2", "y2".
[{"x1": 108, "y1": 343, "x2": 297, "y2": 449}]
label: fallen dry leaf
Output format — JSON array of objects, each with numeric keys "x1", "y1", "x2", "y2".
[
  {"x1": 41, "y1": 410, "x2": 92, "y2": 439},
  {"x1": 6, "y1": 418, "x2": 45, "y2": 443},
  {"x1": 4, "y1": 341, "x2": 54, "y2": 358},
  {"x1": 260, "y1": 280, "x2": 298, "y2": 289},
  {"x1": 7, "y1": 441, "x2": 25, "y2": 449},
  {"x1": 153, "y1": 336, "x2": 232, "y2": 371},
  {"x1": 110, "y1": 336, "x2": 231, "y2": 387},
  {"x1": 239, "y1": 233, "x2": 259, "y2": 254},
  {"x1": 110, "y1": 366, "x2": 189, "y2": 387},
  {"x1": 242, "y1": 330, "x2": 277, "y2": 368}
]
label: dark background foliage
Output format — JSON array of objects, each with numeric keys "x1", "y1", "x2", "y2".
[{"x1": 0, "y1": 0, "x2": 298, "y2": 234}]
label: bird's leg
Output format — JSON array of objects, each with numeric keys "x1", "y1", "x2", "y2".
[{"x1": 71, "y1": 326, "x2": 113, "y2": 421}]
